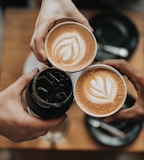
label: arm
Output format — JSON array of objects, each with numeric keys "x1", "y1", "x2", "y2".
[{"x1": 30, "y1": 0, "x2": 92, "y2": 63}]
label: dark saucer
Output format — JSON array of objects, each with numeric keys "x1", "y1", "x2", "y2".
[
  {"x1": 90, "y1": 11, "x2": 139, "y2": 61},
  {"x1": 85, "y1": 93, "x2": 142, "y2": 147}
]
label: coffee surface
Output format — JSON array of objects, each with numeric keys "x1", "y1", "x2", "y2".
[
  {"x1": 36, "y1": 69, "x2": 72, "y2": 103},
  {"x1": 75, "y1": 68, "x2": 126, "y2": 115},
  {"x1": 45, "y1": 23, "x2": 96, "y2": 72}
]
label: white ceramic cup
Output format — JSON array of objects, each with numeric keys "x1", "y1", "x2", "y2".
[
  {"x1": 74, "y1": 64, "x2": 127, "y2": 118},
  {"x1": 44, "y1": 20, "x2": 97, "y2": 72}
]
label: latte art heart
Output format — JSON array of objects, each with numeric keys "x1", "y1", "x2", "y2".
[
  {"x1": 85, "y1": 75, "x2": 117, "y2": 103},
  {"x1": 52, "y1": 31, "x2": 85, "y2": 66},
  {"x1": 75, "y1": 66, "x2": 127, "y2": 117}
]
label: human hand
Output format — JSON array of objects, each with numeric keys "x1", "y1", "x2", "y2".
[
  {"x1": 101, "y1": 59, "x2": 144, "y2": 122},
  {"x1": 0, "y1": 68, "x2": 66, "y2": 142},
  {"x1": 30, "y1": 0, "x2": 93, "y2": 63}
]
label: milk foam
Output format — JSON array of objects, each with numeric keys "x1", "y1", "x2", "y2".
[
  {"x1": 52, "y1": 31, "x2": 86, "y2": 66},
  {"x1": 85, "y1": 74, "x2": 117, "y2": 103}
]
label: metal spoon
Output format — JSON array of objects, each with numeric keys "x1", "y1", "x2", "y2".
[
  {"x1": 97, "y1": 43, "x2": 129, "y2": 58},
  {"x1": 88, "y1": 118, "x2": 126, "y2": 139}
]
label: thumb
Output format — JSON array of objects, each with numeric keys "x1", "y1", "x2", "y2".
[
  {"x1": 9, "y1": 68, "x2": 39, "y2": 94},
  {"x1": 103, "y1": 106, "x2": 137, "y2": 122},
  {"x1": 75, "y1": 14, "x2": 93, "y2": 32}
]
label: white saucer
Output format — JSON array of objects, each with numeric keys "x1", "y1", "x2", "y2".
[{"x1": 23, "y1": 52, "x2": 47, "y2": 73}]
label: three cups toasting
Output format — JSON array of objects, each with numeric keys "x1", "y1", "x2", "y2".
[{"x1": 26, "y1": 20, "x2": 127, "y2": 118}]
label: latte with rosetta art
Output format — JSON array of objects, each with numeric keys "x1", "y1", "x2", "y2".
[
  {"x1": 45, "y1": 22, "x2": 96, "y2": 72},
  {"x1": 75, "y1": 65, "x2": 127, "y2": 117}
]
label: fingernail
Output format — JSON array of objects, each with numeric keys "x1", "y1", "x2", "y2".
[
  {"x1": 103, "y1": 118, "x2": 112, "y2": 123},
  {"x1": 32, "y1": 68, "x2": 39, "y2": 73},
  {"x1": 63, "y1": 114, "x2": 67, "y2": 119},
  {"x1": 90, "y1": 27, "x2": 94, "y2": 32}
]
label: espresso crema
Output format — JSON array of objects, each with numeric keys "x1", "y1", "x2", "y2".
[
  {"x1": 45, "y1": 22, "x2": 96, "y2": 72},
  {"x1": 75, "y1": 67, "x2": 126, "y2": 116}
]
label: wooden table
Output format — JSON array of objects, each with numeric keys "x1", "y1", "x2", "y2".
[{"x1": 0, "y1": 8, "x2": 144, "y2": 152}]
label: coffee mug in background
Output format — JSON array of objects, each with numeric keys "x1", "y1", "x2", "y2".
[
  {"x1": 45, "y1": 21, "x2": 97, "y2": 72},
  {"x1": 74, "y1": 64, "x2": 127, "y2": 118}
]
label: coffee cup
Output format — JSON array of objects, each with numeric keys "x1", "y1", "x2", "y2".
[
  {"x1": 44, "y1": 20, "x2": 97, "y2": 72},
  {"x1": 74, "y1": 64, "x2": 127, "y2": 118},
  {"x1": 26, "y1": 68, "x2": 73, "y2": 118}
]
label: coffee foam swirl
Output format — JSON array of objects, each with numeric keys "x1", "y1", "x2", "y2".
[
  {"x1": 85, "y1": 74, "x2": 117, "y2": 104},
  {"x1": 51, "y1": 31, "x2": 86, "y2": 66}
]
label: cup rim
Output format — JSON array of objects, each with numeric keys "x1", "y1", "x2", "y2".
[
  {"x1": 74, "y1": 64, "x2": 127, "y2": 118},
  {"x1": 44, "y1": 21, "x2": 97, "y2": 73}
]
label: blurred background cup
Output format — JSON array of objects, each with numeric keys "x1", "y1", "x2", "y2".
[
  {"x1": 26, "y1": 68, "x2": 73, "y2": 142},
  {"x1": 74, "y1": 64, "x2": 127, "y2": 118},
  {"x1": 44, "y1": 20, "x2": 97, "y2": 72}
]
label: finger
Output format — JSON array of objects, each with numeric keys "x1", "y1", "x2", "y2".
[
  {"x1": 21, "y1": 129, "x2": 49, "y2": 142},
  {"x1": 27, "y1": 114, "x2": 67, "y2": 130},
  {"x1": 103, "y1": 105, "x2": 142, "y2": 122},
  {"x1": 77, "y1": 16, "x2": 93, "y2": 32},
  {"x1": 72, "y1": 11, "x2": 93, "y2": 32},
  {"x1": 30, "y1": 20, "x2": 55, "y2": 62},
  {"x1": 29, "y1": 34, "x2": 39, "y2": 60},
  {"x1": 101, "y1": 59, "x2": 141, "y2": 85},
  {"x1": 66, "y1": 0, "x2": 93, "y2": 32},
  {"x1": 9, "y1": 68, "x2": 39, "y2": 94},
  {"x1": 101, "y1": 59, "x2": 138, "y2": 76},
  {"x1": 17, "y1": 114, "x2": 67, "y2": 142},
  {"x1": 31, "y1": 34, "x2": 46, "y2": 63}
]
